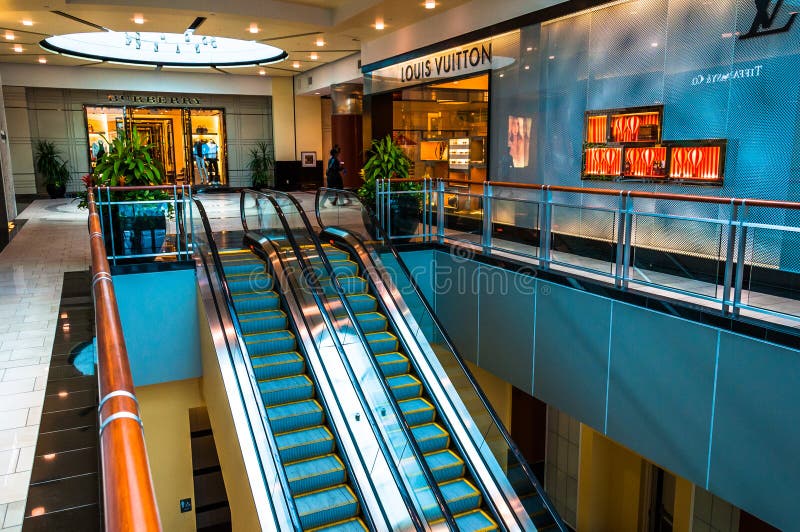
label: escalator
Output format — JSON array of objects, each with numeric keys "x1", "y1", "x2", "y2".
[
  {"x1": 312, "y1": 188, "x2": 568, "y2": 531},
  {"x1": 308, "y1": 244, "x2": 499, "y2": 530},
  {"x1": 217, "y1": 248, "x2": 366, "y2": 530}
]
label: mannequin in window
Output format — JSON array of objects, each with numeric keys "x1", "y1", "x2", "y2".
[
  {"x1": 205, "y1": 139, "x2": 219, "y2": 183},
  {"x1": 91, "y1": 139, "x2": 106, "y2": 162},
  {"x1": 193, "y1": 139, "x2": 209, "y2": 185}
]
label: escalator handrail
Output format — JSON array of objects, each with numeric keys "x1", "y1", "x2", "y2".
[
  {"x1": 246, "y1": 189, "x2": 461, "y2": 531},
  {"x1": 192, "y1": 199, "x2": 303, "y2": 531},
  {"x1": 240, "y1": 190, "x2": 431, "y2": 531},
  {"x1": 242, "y1": 231, "x2": 386, "y2": 532},
  {"x1": 315, "y1": 187, "x2": 568, "y2": 532}
]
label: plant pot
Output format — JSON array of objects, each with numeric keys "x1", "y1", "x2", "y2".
[
  {"x1": 46, "y1": 183, "x2": 66, "y2": 199},
  {"x1": 365, "y1": 195, "x2": 421, "y2": 239},
  {"x1": 102, "y1": 204, "x2": 167, "y2": 259}
]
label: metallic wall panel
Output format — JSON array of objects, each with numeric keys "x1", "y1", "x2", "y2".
[
  {"x1": 476, "y1": 265, "x2": 536, "y2": 394},
  {"x1": 708, "y1": 332, "x2": 800, "y2": 532},
  {"x1": 607, "y1": 302, "x2": 717, "y2": 484},
  {"x1": 433, "y1": 251, "x2": 479, "y2": 364},
  {"x1": 533, "y1": 280, "x2": 611, "y2": 431}
]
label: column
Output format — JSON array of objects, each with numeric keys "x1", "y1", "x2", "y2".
[{"x1": 330, "y1": 83, "x2": 363, "y2": 189}]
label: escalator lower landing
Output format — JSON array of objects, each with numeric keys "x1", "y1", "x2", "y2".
[
  {"x1": 218, "y1": 248, "x2": 368, "y2": 532},
  {"x1": 307, "y1": 244, "x2": 500, "y2": 532}
]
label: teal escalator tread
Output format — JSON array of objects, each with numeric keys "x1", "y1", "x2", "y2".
[
  {"x1": 308, "y1": 517, "x2": 369, "y2": 532},
  {"x1": 258, "y1": 374, "x2": 314, "y2": 406},
  {"x1": 266, "y1": 399, "x2": 324, "y2": 434},
  {"x1": 365, "y1": 331, "x2": 399, "y2": 355},
  {"x1": 344, "y1": 293, "x2": 377, "y2": 314},
  {"x1": 228, "y1": 273, "x2": 274, "y2": 293},
  {"x1": 453, "y1": 509, "x2": 501, "y2": 531},
  {"x1": 295, "y1": 485, "x2": 360, "y2": 530},
  {"x1": 375, "y1": 352, "x2": 410, "y2": 376},
  {"x1": 411, "y1": 422, "x2": 450, "y2": 453},
  {"x1": 233, "y1": 291, "x2": 280, "y2": 313},
  {"x1": 251, "y1": 351, "x2": 304, "y2": 380},
  {"x1": 274, "y1": 426, "x2": 335, "y2": 463},
  {"x1": 237, "y1": 309, "x2": 288, "y2": 334},
  {"x1": 439, "y1": 478, "x2": 483, "y2": 516},
  {"x1": 386, "y1": 373, "x2": 423, "y2": 401},
  {"x1": 356, "y1": 312, "x2": 388, "y2": 334},
  {"x1": 245, "y1": 329, "x2": 297, "y2": 356},
  {"x1": 425, "y1": 449, "x2": 465, "y2": 483},
  {"x1": 285, "y1": 454, "x2": 347, "y2": 495},
  {"x1": 398, "y1": 397, "x2": 436, "y2": 426}
]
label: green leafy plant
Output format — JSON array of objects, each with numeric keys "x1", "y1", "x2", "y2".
[
  {"x1": 358, "y1": 135, "x2": 419, "y2": 206},
  {"x1": 34, "y1": 140, "x2": 71, "y2": 189},
  {"x1": 248, "y1": 141, "x2": 274, "y2": 188}
]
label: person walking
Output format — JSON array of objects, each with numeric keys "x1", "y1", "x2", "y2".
[
  {"x1": 205, "y1": 139, "x2": 219, "y2": 183},
  {"x1": 323, "y1": 147, "x2": 349, "y2": 206}
]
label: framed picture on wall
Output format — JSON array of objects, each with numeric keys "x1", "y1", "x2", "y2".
[{"x1": 301, "y1": 151, "x2": 317, "y2": 167}]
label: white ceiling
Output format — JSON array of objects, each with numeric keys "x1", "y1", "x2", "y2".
[{"x1": 0, "y1": 0, "x2": 469, "y2": 76}]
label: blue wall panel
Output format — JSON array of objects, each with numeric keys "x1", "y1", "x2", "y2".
[
  {"x1": 476, "y1": 265, "x2": 536, "y2": 393},
  {"x1": 607, "y1": 303, "x2": 717, "y2": 484},
  {"x1": 533, "y1": 281, "x2": 611, "y2": 431},
  {"x1": 113, "y1": 268, "x2": 202, "y2": 386},
  {"x1": 708, "y1": 332, "x2": 800, "y2": 531},
  {"x1": 433, "y1": 251, "x2": 479, "y2": 364}
]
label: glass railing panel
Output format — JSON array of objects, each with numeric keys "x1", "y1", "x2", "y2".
[
  {"x1": 630, "y1": 212, "x2": 725, "y2": 302},
  {"x1": 549, "y1": 203, "x2": 617, "y2": 276},
  {"x1": 490, "y1": 195, "x2": 540, "y2": 258},
  {"x1": 243, "y1": 190, "x2": 450, "y2": 529}
]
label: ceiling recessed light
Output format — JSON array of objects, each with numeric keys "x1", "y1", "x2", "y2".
[
  {"x1": 315, "y1": 37, "x2": 325, "y2": 47},
  {"x1": 13, "y1": 44, "x2": 23, "y2": 53},
  {"x1": 309, "y1": 52, "x2": 318, "y2": 60},
  {"x1": 548, "y1": 55, "x2": 556, "y2": 60},
  {"x1": 292, "y1": 61, "x2": 300, "y2": 68},
  {"x1": 249, "y1": 23, "x2": 259, "y2": 34},
  {"x1": 22, "y1": 20, "x2": 33, "y2": 27},
  {"x1": 651, "y1": 42, "x2": 659, "y2": 47},
  {"x1": 133, "y1": 14, "x2": 144, "y2": 24},
  {"x1": 524, "y1": 65, "x2": 530, "y2": 70},
  {"x1": 425, "y1": 0, "x2": 436, "y2": 8},
  {"x1": 499, "y1": 73, "x2": 504, "y2": 77},
  {"x1": 314, "y1": 92, "x2": 320, "y2": 95},
  {"x1": 259, "y1": 69, "x2": 266, "y2": 75},
  {"x1": 526, "y1": 46, "x2": 533, "y2": 52},
  {"x1": 5, "y1": 32, "x2": 15, "y2": 41},
  {"x1": 38, "y1": 57, "x2": 47, "y2": 64},
  {"x1": 375, "y1": 20, "x2": 385, "y2": 30}
]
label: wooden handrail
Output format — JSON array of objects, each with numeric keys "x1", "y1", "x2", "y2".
[
  {"x1": 97, "y1": 185, "x2": 187, "y2": 193},
  {"x1": 88, "y1": 188, "x2": 162, "y2": 531}
]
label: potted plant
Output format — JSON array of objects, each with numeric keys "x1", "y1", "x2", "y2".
[
  {"x1": 358, "y1": 135, "x2": 422, "y2": 237},
  {"x1": 92, "y1": 128, "x2": 170, "y2": 257},
  {"x1": 34, "y1": 140, "x2": 71, "y2": 198},
  {"x1": 248, "y1": 141, "x2": 274, "y2": 188}
]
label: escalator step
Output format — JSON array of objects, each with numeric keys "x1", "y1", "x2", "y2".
[
  {"x1": 266, "y1": 399, "x2": 324, "y2": 434},
  {"x1": 251, "y1": 351, "x2": 304, "y2": 380},
  {"x1": 356, "y1": 312, "x2": 388, "y2": 334},
  {"x1": 285, "y1": 454, "x2": 346, "y2": 495},
  {"x1": 318, "y1": 246, "x2": 351, "y2": 262},
  {"x1": 453, "y1": 509, "x2": 500, "y2": 531},
  {"x1": 366, "y1": 331, "x2": 398, "y2": 355},
  {"x1": 386, "y1": 374, "x2": 423, "y2": 400},
  {"x1": 259, "y1": 374, "x2": 314, "y2": 406},
  {"x1": 399, "y1": 398, "x2": 436, "y2": 426},
  {"x1": 308, "y1": 516, "x2": 368, "y2": 532},
  {"x1": 238, "y1": 309, "x2": 288, "y2": 334},
  {"x1": 233, "y1": 292, "x2": 280, "y2": 313},
  {"x1": 295, "y1": 485, "x2": 360, "y2": 530},
  {"x1": 336, "y1": 276, "x2": 368, "y2": 295},
  {"x1": 245, "y1": 330, "x2": 297, "y2": 356},
  {"x1": 275, "y1": 425, "x2": 335, "y2": 463},
  {"x1": 309, "y1": 259, "x2": 359, "y2": 278},
  {"x1": 411, "y1": 423, "x2": 450, "y2": 453},
  {"x1": 222, "y1": 260, "x2": 264, "y2": 276},
  {"x1": 520, "y1": 492, "x2": 546, "y2": 516},
  {"x1": 375, "y1": 352, "x2": 409, "y2": 376},
  {"x1": 344, "y1": 293, "x2": 377, "y2": 314},
  {"x1": 440, "y1": 478, "x2": 483, "y2": 515},
  {"x1": 425, "y1": 449, "x2": 465, "y2": 483},
  {"x1": 228, "y1": 272, "x2": 273, "y2": 293}
]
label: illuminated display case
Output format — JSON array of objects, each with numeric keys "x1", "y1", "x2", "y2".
[
  {"x1": 448, "y1": 137, "x2": 470, "y2": 170},
  {"x1": 582, "y1": 104, "x2": 726, "y2": 185}
]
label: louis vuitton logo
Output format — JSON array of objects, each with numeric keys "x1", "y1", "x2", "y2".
[{"x1": 739, "y1": 0, "x2": 797, "y2": 39}]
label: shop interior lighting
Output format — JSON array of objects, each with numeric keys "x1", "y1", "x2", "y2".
[
  {"x1": 22, "y1": 20, "x2": 33, "y2": 26},
  {"x1": 41, "y1": 31, "x2": 287, "y2": 67}
]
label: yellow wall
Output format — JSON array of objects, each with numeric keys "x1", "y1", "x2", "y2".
[
  {"x1": 295, "y1": 95, "x2": 323, "y2": 161},
  {"x1": 577, "y1": 427, "x2": 644, "y2": 532},
  {"x1": 466, "y1": 361, "x2": 512, "y2": 427},
  {"x1": 673, "y1": 475, "x2": 695, "y2": 532},
  {"x1": 197, "y1": 293, "x2": 261, "y2": 531},
  {"x1": 137, "y1": 377, "x2": 205, "y2": 532},
  {"x1": 271, "y1": 77, "x2": 296, "y2": 161}
]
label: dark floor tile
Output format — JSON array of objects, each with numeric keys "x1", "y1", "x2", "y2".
[
  {"x1": 47, "y1": 364, "x2": 91, "y2": 380},
  {"x1": 47, "y1": 354, "x2": 72, "y2": 366},
  {"x1": 30, "y1": 447, "x2": 98, "y2": 485},
  {"x1": 46, "y1": 376, "x2": 96, "y2": 396},
  {"x1": 43, "y1": 390, "x2": 97, "y2": 414},
  {"x1": 24, "y1": 473, "x2": 98, "y2": 517},
  {"x1": 39, "y1": 406, "x2": 97, "y2": 433},
  {"x1": 23, "y1": 504, "x2": 101, "y2": 532}
]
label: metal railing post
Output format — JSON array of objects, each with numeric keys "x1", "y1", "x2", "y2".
[
  {"x1": 437, "y1": 179, "x2": 445, "y2": 244},
  {"x1": 105, "y1": 187, "x2": 118, "y2": 266},
  {"x1": 386, "y1": 180, "x2": 393, "y2": 240},
  {"x1": 722, "y1": 201, "x2": 739, "y2": 315},
  {"x1": 425, "y1": 178, "x2": 432, "y2": 242},
  {"x1": 538, "y1": 186, "x2": 552, "y2": 268},
  {"x1": 733, "y1": 202, "x2": 749, "y2": 317},
  {"x1": 482, "y1": 182, "x2": 492, "y2": 253},
  {"x1": 617, "y1": 192, "x2": 633, "y2": 289}
]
